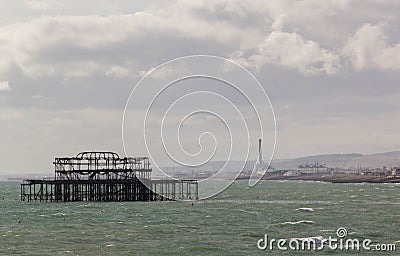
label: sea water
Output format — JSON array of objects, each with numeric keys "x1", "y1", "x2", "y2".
[{"x1": 1, "y1": 181, "x2": 399, "y2": 255}]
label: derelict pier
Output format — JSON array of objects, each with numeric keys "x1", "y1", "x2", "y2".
[{"x1": 20, "y1": 152, "x2": 198, "y2": 202}]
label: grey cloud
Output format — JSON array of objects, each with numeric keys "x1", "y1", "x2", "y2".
[
  {"x1": 1, "y1": 1, "x2": 399, "y2": 80},
  {"x1": 0, "y1": 1, "x2": 400, "y2": 173}
]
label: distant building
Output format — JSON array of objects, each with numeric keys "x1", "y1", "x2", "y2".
[
  {"x1": 391, "y1": 168, "x2": 400, "y2": 178},
  {"x1": 297, "y1": 161, "x2": 328, "y2": 175},
  {"x1": 284, "y1": 170, "x2": 300, "y2": 176}
]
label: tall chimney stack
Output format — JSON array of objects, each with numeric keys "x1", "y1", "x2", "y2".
[{"x1": 258, "y1": 138, "x2": 262, "y2": 164}]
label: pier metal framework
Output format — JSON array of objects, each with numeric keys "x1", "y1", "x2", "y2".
[{"x1": 21, "y1": 151, "x2": 198, "y2": 202}]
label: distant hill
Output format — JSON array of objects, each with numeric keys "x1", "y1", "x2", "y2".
[
  {"x1": 271, "y1": 153, "x2": 363, "y2": 170},
  {"x1": 369, "y1": 151, "x2": 400, "y2": 158},
  {"x1": 272, "y1": 151, "x2": 400, "y2": 170}
]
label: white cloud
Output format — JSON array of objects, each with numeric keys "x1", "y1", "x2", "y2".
[
  {"x1": 344, "y1": 23, "x2": 400, "y2": 71},
  {"x1": 0, "y1": 80, "x2": 10, "y2": 91},
  {"x1": 138, "y1": 65, "x2": 189, "y2": 80},
  {"x1": 105, "y1": 65, "x2": 133, "y2": 78},
  {"x1": 239, "y1": 31, "x2": 341, "y2": 76},
  {"x1": 0, "y1": 0, "x2": 399, "y2": 80},
  {"x1": 25, "y1": 0, "x2": 59, "y2": 11},
  {"x1": 0, "y1": 12, "x2": 256, "y2": 78}
]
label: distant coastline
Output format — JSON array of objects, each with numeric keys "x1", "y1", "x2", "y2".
[{"x1": 246, "y1": 174, "x2": 400, "y2": 183}]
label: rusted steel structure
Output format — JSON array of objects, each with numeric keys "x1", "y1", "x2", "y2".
[{"x1": 20, "y1": 151, "x2": 198, "y2": 202}]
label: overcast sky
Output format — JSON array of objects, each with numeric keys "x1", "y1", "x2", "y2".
[{"x1": 0, "y1": 0, "x2": 399, "y2": 174}]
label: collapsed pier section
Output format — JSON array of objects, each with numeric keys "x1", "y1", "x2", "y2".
[{"x1": 20, "y1": 151, "x2": 198, "y2": 202}]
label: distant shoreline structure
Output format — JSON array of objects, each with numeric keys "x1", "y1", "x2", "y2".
[
  {"x1": 6, "y1": 175, "x2": 400, "y2": 184},
  {"x1": 238, "y1": 173, "x2": 400, "y2": 183},
  {"x1": 6, "y1": 150, "x2": 400, "y2": 184}
]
